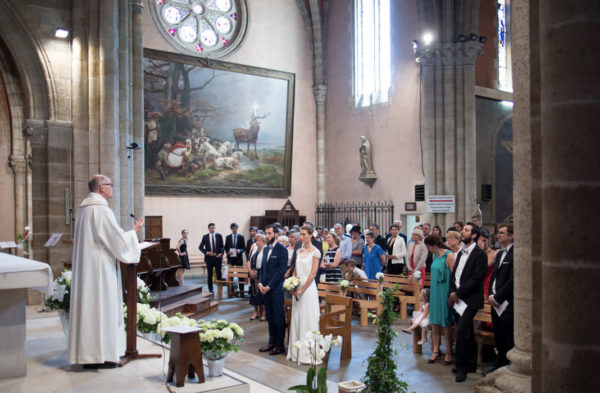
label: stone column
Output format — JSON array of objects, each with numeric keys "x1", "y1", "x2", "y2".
[
  {"x1": 132, "y1": 0, "x2": 145, "y2": 239},
  {"x1": 538, "y1": 1, "x2": 600, "y2": 391},
  {"x1": 314, "y1": 84, "x2": 327, "y2": 204}
]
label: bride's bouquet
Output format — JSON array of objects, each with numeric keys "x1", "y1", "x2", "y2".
[{"x1": 283, "y1": 276, "x2": 301, "y2": 301}]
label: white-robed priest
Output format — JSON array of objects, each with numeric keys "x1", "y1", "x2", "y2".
[{"x1": 67, "y1": 174, "x2": 143, "y2": 368}]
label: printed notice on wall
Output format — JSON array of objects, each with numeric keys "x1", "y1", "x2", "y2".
[{"x1": 426, "y1": 195, "x2": 456, "y2": 213}]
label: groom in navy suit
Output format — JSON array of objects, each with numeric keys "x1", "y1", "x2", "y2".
[{"x1": 258, "y1": 224, "x2": 288, "y2": 355}]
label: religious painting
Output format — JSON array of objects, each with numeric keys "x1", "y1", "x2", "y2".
[{"x1": 143, "y1": 48, "x2": 294, "y2": 196}]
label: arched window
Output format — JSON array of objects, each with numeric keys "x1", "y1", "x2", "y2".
[
  {"x1": 353, "y1": 0, "x2": 391, "y2": 108},
  {"x1": 497, "y1": 0, "x2": 512, "y2": 91}
]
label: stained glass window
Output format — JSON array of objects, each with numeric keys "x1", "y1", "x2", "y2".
[
  {"x1": 353, "y1": 0, "x2": 391, "y2": 108},
  {"x1": 150, "y1": 0, "x2": 247, "y2": 58},
  {"x1": 497, "y1": 0, "x2": 511, "y2": 91}
]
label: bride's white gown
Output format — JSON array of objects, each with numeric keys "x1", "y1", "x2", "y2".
[{"x1": 286, "y1": 247, "x2": 321, "y2": 364}]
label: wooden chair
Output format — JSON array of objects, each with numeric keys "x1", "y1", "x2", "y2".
[
  {"x1": 423, "y1": 272, "x2": 431, "y2": 288},
  {"x1": 284, "y1": 298, "x2": 293, "y2": 347},
  {"x1": 215, "y1": 266, "x2": 249, "y2": 300},
  {"x1": 320, "y1": 294, "x2": 353, "y2": 361},
  {"x1": 474, "y1": 302, "x2": 495, "y2": 366},
  {"x1": 317, "y1": 282, "x2": 343, "y2": 313},
  {"x1": 346, "y1": 279, "x2": 381, "y2": 327}
]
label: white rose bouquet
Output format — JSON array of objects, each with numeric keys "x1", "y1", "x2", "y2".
[
  {"x1": 376, "y1": 272, "x2": 385, "y2": 284},
  {"x1": 45, "y1": 270, "x2": 72, "y2": 311},
  {"x1": 137, "y1": 277, "x2": 151, "y2": 304},
  {"x1": 283, "y1": 276, "x2": 302, "y2": 301},
  {"x1": 339, "y1": 279, "x2": 350, "y2": 296},
  {"x1": 197, "y1": 319, "x2": 245, "y2": 360}
]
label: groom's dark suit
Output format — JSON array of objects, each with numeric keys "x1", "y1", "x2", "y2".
[
  {"x1": 489, "y1": 244, "x2": 514, "y2": 368},
  {"x1": 258, "y1": 241, "x2": 288, "y2": 350},
  {"x1": 450, "y1": 243, "x2": 487, "y2": 373}
]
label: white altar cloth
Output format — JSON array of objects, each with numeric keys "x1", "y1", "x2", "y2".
[{"x1": 0, "y1": 253, "x2": 53, "y2": 379}]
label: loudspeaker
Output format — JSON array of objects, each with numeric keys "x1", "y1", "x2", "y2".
[
  {"x1": 482, "y1": 184, "x2": 492, "y2": 201},
  {"x1": 415, "y1": 185, "x2": 425, "y2": 202}
]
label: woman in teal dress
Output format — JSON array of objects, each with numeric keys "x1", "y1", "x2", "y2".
[{"x1": 424, "y1": 235, "x2": 456, "y2": 365}]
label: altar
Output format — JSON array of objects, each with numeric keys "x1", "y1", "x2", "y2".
[{"x1": 0, "y1": 253, "x2": 52, "y2": 379}]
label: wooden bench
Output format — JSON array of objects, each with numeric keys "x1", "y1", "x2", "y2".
[
  {"x1": 381, "y1": 275, "x2": 421, "y2": 320},
  {"x1": 188, "y1": 256, "x2": 207, "y2": 277},
  {"x1": 317, "y1": 281, "x2": 346, "y2": 317},
  {"x1": 215, "y1": 266, "x2": 249, "y2": 300},
  {"x1": 474, "y1": 302, "x2": 495, "y2": 366},
  {"x1": 320, "y1": 294, "x2": 353, "y2": 361},
  {"x1": 346, "y1": 279, "x2": 381, "y2": 327}
]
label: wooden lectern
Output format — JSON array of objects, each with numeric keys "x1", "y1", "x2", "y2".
[{"x1": 119, "y1": 241, "x2": 162, "y2": 367}]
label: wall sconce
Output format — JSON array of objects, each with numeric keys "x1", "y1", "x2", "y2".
[
  {"x1": 126, "y1": 142, "x2": 141, "y2": 159},
  {"x1": 470, "y1": 33, "x2": 478, "y2": 41},
  {"x1": 458, "y1": 34, "x2": 467, "y2": 42},
  {"x1": 479, "y1": 36, "x2": 487, "y2": 43}
]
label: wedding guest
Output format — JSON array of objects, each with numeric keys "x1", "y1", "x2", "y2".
[
  {"x1": 488, "y1": 224, "x2": 514, "y2": 371},
  {"x1": 449, "y1": 222, "x2": 487, "y2": 382},
  {"x1": 350, "y1": 225, "x2": 365, "y2": 268},
  {"x1": 321, "y1": 232, "x2": 343, "y2": 282},
  {"x1": 446, "y1": 230, "x2": 462, "y2": 258},
  {"x1": 176, "y1": 229, "x2": 190, "y2": 286},
  {"x1": 422, "y1": 223, "x2": 432, "y2": 238},
  {"x1": 403, "y1": 288, "x2": 431, "y2": 345},
  {"x1": 478, "y1": 229, "x2": 498, "y2": 298},
  {"x1": 407, "y1": 229, "x2": 428, "y2": 286},
  {"x1": 471, "y1": 215, "x2": 482, "y2": 228},
  {"x1": 425, "y1": 235, "x2": 456, "y2": 365},
  {"x1": 432, "y1": 225, "x2": 446, "y2": 242},
  {"x1": 363, "y1": 231, "x2": 385, "y2": 280},
  {"x1": 245, "y1": 226, "x2": 258, "y2": 259},
  {"x1": 368, "y1": 223, "x2": 388, "y2": 252},
  {"x1": 247, "y1": 234, "x2": 266, "y2": 321},
  {"x1": 454, "y1": 221, "x2": 464, "y2": 232},
  {"x1": 344, "y1": 259, "x2": 368, "y2": 281},
  {"x1": 284, "y1": 231, "x2": 300, "y2": 279},
  {"x1": 287, "y1": 225, "x2": 321, "y2": 364},
  {"x1": 199, "y1": 223, "x2": 224, "y2": 294},
  {"x1": 386, "y1": 224, "x2": 406, "y2": 275}
]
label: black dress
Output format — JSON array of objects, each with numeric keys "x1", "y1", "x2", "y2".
[
  {"x1": 249, "y1": 249, "x2": 264, "y2": 306},
  {"x1": 179, "y1": 239, "x2": 190, "y2": 270}
]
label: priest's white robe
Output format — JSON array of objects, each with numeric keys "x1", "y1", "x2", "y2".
[{"x1": 67, "y1": 193, "x2": 141, "y2": 364}]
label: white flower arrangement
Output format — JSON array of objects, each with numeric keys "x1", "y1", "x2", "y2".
[
  {"x1": 339, "y1": 279, "x2": 350, "y2": 288},
  {"x1": 45, "y1": 270, "x2": 72, "y2": 311},
  {"x1": 289, "y1": 331, "x2": 342, "y2": 391},
  {"x1": 413, "y1": 270, "x2": 422, "y2": 279},
  {"x1": 376, "y1": 272, "x2": 385, "y2": 283},
  {"x1": 283, "y1": 276, "x2": 302, "y2": 301},
  {"x1": 136, "y1": 277, "x2": 151, "y2": 304},
  {"x1": 196, "y1": 319, "x2": 245, "y2": 360}
]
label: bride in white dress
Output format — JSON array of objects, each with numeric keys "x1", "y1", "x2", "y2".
[{"x1": 286, "y1": 225, "x2": 321, "y2": 364}]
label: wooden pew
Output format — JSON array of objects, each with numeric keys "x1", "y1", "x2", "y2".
[
  {"x1": 474, "y1": 302, "x2": 495, "y2": 366},
  {"x1": 317, "y1": 281, "x2": 344, "y2": 316},
  {"x1": 215, "y1": 266, "x2": 249, "y2": 300},
  {"x1": 346, "y1": 279, "x2": 381, "y2": 327},
  {"x1": 320, "y1": 294, "x2": 353, "y2": 360},
  {"x1": 381, "y1": 274, "x2": 421, "y2": 320}
]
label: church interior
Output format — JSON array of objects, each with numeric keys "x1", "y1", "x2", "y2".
[{"x1": 0, "y1": 0, "x2": 598, "y2": 392}]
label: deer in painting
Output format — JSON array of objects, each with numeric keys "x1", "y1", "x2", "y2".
[{"x1": 232, "y1": 112, "x2": 269, "y2": 160}]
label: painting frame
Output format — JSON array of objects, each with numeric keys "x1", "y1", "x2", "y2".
[{"x1": 143, "y1": 48, "x2": 295, "y2": 197}]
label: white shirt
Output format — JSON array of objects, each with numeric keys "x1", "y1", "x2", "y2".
[
  {"x1": 352, "y1": 267, "x2": 368, "y2": 280},
  {"x1": 492, "y1": 243, "x2": 513, "y2": 295},
  {"x1": 339, "y1": 235, "x2": 352, "y2": 260},
  {"x1": 454, "y1": 242, "x2": 476, "y2": 289}
]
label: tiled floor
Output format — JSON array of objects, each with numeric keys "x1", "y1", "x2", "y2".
[{"x1": 3, "y1": 270, "x2": 489, "y2": 392}]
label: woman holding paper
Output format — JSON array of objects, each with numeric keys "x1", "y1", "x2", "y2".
[{"x1": 424, "y1": 235, "x2": 455, "y2": 365}]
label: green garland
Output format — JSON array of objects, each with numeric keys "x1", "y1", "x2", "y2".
[{"x1": 361, "y1": 288, "x2": 408, "y2": 393}]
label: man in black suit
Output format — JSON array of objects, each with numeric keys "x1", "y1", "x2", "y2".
[
  {"x1": 199, "y1": 223, "x2": 224, "y2": 293},
  {"x1": 488, "y1": 223, "x2": 514, "y2": 371},
  {"x1": 369, "y1": 223, "x2": 388, "y2": 252},
  {"x1": 225, "y1": 222, "x2": 246, "y2": 295},
  {"x1": 449, "y1": 222, "x2": 487, "y2": 382},
  {"x1": 258, "y1": 224, "x2": 288, "y2": 355},
  {"x1": 245, "y1": 226, "x2": 258, "y2": 260}
]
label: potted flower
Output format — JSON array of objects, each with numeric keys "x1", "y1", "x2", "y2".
[
  {"x1": 197, "y1": 319, "x2": 244, "y2": 377},
  {"x1": 16, "y1": 226, "x2": 32, "y2": 257},
  {"x1": 45, "y1": 270, "x2": 72, "y2": 334},
  {"x1": 288, "y1": 331, "x2": 342, "y2": 392}
]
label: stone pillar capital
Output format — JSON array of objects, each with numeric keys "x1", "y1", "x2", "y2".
[
  {"x1": 9, "y1": 155, "x2": 27, "y2": 174},
  {"x1": 313, "y1": 84, "x2": 327, "y2": 104},
  {"x1": 415, "y1": 41, "x2": 483, "y2": 66}
]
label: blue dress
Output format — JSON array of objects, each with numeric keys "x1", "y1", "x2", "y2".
[
  {"x1": 429, "y1": 250, "x2": 454, "y2": 327},
  {"x1": 363, "y1": 244, "x2": 384, "y2": 280}
]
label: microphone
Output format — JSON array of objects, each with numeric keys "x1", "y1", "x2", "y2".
[{"x1": 131, "y1": 213, "x2": 158, "y2": 241}]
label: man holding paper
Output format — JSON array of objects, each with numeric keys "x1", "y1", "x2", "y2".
[
  {"x1": 67, "y1": 175, "x2": 143, "y2": 367},
  {"x1": 488, "y1": 224, "x2": 514, "y2": 371},
  {"x1": 448, "y1": 222, "x2": 487, "y2": 382}
]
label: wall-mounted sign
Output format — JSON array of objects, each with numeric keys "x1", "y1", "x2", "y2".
[
  {"x1": 426, "y1": 195, "x2": 456, "y2": 213},
  {"x1": 405, "y1": 202, "x2": 417, "y2": 211}
]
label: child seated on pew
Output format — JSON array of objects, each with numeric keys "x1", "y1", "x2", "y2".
[
  {"x1": 343, "y1": 259, "x2": 368, "y2": 281},
  {"x1": 403, "y1": 288, "x2": 430, "y2": 345}
]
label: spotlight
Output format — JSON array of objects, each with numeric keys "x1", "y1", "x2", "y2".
[
  {"x1": 55, "y1": 28, "x2": 69, "y2": 39},
  {"x1": 126, "y1": 142, "x2": 142, "y2": 150},
  {"x1": 423, "y1": 32, "x2": 433, "y2": 46},
  {"x1": 470, "y1": 33, "x2": 478, "y2": 41},
  {"x1": 479, "y1": 36, "x2": 487, "y2": 43},
  {"x1": 412, "y1": 40, "x2": 419, "y2": 49},
  {"x1": 458, "y1": 34, "x2": 466, "y2": 42}
]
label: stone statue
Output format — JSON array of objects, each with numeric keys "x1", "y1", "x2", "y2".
[{"x1": 359, "y1": 135, "x2": 376, "y2": 186}]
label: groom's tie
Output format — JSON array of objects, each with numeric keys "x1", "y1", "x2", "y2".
[{"x1": 263, "y1": 245, "x2": 271, "y2": 267}]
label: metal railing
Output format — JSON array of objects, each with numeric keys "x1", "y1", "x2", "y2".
[{"x1": 315, "y1": 201, "x2": 395, "y2": 232}]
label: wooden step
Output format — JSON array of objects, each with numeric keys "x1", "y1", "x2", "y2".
[
  {"x1": 184, "y1": 300, "x2": 220, "y2": 320},
  {"x1": 149, "y1": 285, "x2": 203, "y2": 308},
  {"x1": 156, "y1": 292, "x2": 219, "y2": 319}
]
